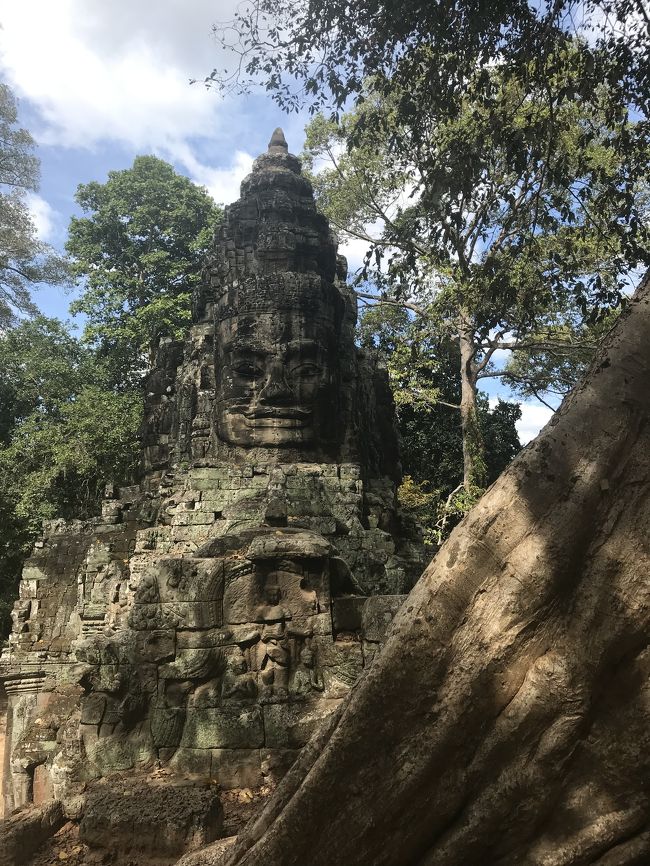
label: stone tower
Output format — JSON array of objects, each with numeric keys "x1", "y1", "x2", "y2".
[{"x1": 0, "y1": 131, "x2": 425, "y2": 843}]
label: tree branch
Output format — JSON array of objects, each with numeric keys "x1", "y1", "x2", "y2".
[{"x1": 355, "y1": 290, "x2": 430, "y2": 319}]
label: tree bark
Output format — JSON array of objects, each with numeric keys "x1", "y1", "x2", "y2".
[
  {"x1": 183, "y1": 274, "x2": 650, "y2": 866},
  {"x1": 458, "y1": 319, "x2": 486, "y2": 489}
]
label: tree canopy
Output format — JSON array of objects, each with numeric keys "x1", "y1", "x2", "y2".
[
  {"x1": 303, "y1": 61, "x2": 647, "y2": 487},
  {"x1": 0, "y1": 83, "x2": 71, "y2": 326},
  {"x1": 67, "y1": 155, "x2": 222, "y2": 388},
  {"x1": 358, "y1": 305, "x2": 521, "y2": 542},
  {"x1": 208, "y1": 0, "x2": 650, "y2": 124}
]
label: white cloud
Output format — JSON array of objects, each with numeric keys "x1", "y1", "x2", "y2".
[
  {"x1": 24, "y1": 192, "x2": 57, "y2": 242},
  {"x1": 179, "y1": 147, "x2": 255, "y2": 206},
  {"x1": 516, "y1": 403, "x2": 554, "y2": 445},
  {"x1": 339, "y1": 236, "x2": 373, "y2": 275},
  {"x1": 488, "y1": 348, "x2": 510, "y2": 367},
  {"x1": 0, "y1": 0, "x2": 236, "y2": 158}
]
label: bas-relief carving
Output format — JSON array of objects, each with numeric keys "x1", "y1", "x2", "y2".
[{"x1": 72, "y1": 529, "x2": 340, "y2": 770}]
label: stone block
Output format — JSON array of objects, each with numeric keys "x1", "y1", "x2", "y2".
[
  {"x1": 182, "y1": 706, "x2": 264, "y2": 749},
  {"x1": 317, "y1": 639, "x2": 364, "y2": 695},
  {"x1": 167, "y1": 747, "x2": 211, "y2": 777},
  {"x1": 223, "y1": 570, "x2": 261, "y2": 625},
  {"x1": 171, "y1": 527, "x2": 213, "y2": 543},
  {"x1": 315, "y1": 635, "x2": 362, "y2": 668},
  {"x1": 360, "y1": 595, "x2": 406, "y2": 642},
  {"x1": 170, "y1": 601, "x2": 222, "y2": 630},
  {"x1": 159, "y1": 647, "x2": 225, "y2": 681},
  {"x1": 135, "y1": 628, "x2": 176, "y2": 662},
  {"x1": 331, "y1": 596, "x2": 366, "y2": 632},
  {"x1": 156, "y1": 558, "x2": 224, "y2": 604},
  {"x1": 308, "y1": 518, "x2": 337, "y2": 534},
  {"x1": 177, "y1": 627, "x2": 235, "y2": 650},
  {"x1": 173, "y1": 511, "x2": 217, "y2": 526},
  {"x1": 211, "y1": 748, "x2": 263, "y2": 789},
  {"x1": 21, "y1": 565, "x2": 48, "y2": 581},
  {"x1": 246, "y1": 531, "x2": 332, "y2": 562},
  {"x1": 87, "y1": 736, "x2": 136, "y2": 772},
  {"x1": 189, "y1": 468, "x2": 225, "y2": 482},
  {"x1": 81, "y1": 693, "x2": 106, "y2": 725},
  {"x1": 263, "y1": 700, "x2": 341, "y2": 749},
  {"x1": 311, "y1": 610, "x2": 334, "y2": 636},
  {"x1": 200, "y1": 500, "x2": 227, "y2": 514},
  {"x1": 150, "y1": 706, "x2": 186, "y2": 748},
  {"x1": 32, "y1": 763, "x2": 54, "y2": 806}
]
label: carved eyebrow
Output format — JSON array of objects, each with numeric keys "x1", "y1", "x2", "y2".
[
  {"x1": 221, "y1": 340, "x2": 325, "y2": 358},
  {"x1": 284, "y1": 340, "x2": 324, "y2": 358},
  {"x1": 222, "y1": 341, "x2": 268, "y2": 356}
]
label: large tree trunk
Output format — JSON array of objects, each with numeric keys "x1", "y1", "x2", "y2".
[{"x1": 184, "y1": 276, "x2": 650, "y2": 866}]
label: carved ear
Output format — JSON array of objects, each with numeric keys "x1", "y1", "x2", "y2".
[{"x1": 330, "y1": 556, "x2": 364, "y2": 595}]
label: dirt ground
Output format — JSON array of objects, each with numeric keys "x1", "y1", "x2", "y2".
[{"x1": 29, "y1": 822, "x2": 177, "y2": 866}]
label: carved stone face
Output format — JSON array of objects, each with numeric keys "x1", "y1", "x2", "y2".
[{"x1": 215, "y1": 311, "x2": 339, "y2": 447}]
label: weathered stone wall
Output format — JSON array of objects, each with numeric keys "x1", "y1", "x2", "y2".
[
  {"x1": 0, "y1": 513, "x2": 154, "y2": 814},
  {"x1": 0, "y1": 129, "x2": 427, "y2": 836}
]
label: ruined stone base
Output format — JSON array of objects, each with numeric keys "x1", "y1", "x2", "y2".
[{"x1": 79, "y1": 775, "x2": 223, "y2": 857}]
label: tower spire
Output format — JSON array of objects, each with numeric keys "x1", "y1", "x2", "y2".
[{"x1": 268, "y1": 127, "x2": 288, "y2": 153}]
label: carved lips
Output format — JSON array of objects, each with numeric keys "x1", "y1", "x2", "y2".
[{"x1": 243, "y1": 406, "x2": 311, "y2": 427}]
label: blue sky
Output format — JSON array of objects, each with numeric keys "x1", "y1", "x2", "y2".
[{"x1": 0, "y1": 0, "x2": 553, "y2": 443}]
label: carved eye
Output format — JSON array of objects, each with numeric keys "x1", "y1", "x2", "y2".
[
  {"x1": 232, "y1": 362, "x2": 264, "y2": 378},
  {"x1": 290, "y1": 363, "x2": 321, "y2": 379}
]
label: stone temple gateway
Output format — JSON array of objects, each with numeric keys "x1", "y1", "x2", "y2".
[{"x1": 0, "y1": 130, "x2": 425, "y2": 856}]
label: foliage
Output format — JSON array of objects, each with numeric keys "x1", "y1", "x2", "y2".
[
  {"x1": 304, "y1": 68, "x2": 647, "y2": 322},
  {"x1": 303, "y1": 57, "x2": 648, "y2": 486},
  {"x1": 503, "y1": 311, "x2": 621, "y2": 405},
  {"x1": 67, "y1": 155, "x2": 222, "y2": 388},
  {"x1": 207, "y1": 0, "x2": 650, "y2": 144},
  {"x1": 0, "y1": 317, "x2": 142, "y2": 637},
  {"x1": 0, "y1": 83, "x2": 71, "y2": 327},
  {"x1": 208, "y1": 0, "x2": 650, "y2": 287},
  {"x1": 360, "y1": 306, "x2": 521, "y2": 542}
]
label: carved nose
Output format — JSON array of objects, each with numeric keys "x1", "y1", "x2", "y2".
[{"x1": 259, "y1": 366, "x2": 294, "y2": 404}]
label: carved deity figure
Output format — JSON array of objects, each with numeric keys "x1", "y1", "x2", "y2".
[
  {"x1": 202, "y1": 127, "x2": 355, "y2": 457},
  {"x1": 220, "y1": 649, "x2": 257, "y2": 701},
  {"x1": 291, "y1": 647, "x2": 324, "y2": 697},
  {"x1": 255, "y1": 586, "x2": 291, "y2": 698}
]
